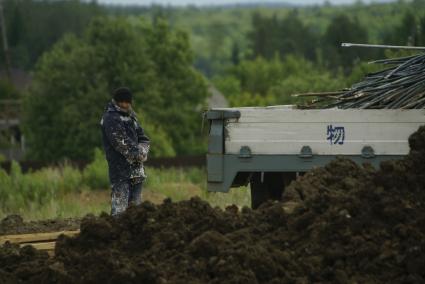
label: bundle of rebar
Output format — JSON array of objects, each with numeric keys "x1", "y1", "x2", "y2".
[
  {"x1": 294, "y1": 46, "x2": 425, "y2": 109},
  {"x1": 327, "y1": 53, "x2": 425, "y2": 109}
]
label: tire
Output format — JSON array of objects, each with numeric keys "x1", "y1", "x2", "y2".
[
  {"x1": 250, "y1": 172, "x2": 297, "y2": 209},
  {"x1": 250, "y1": 172, "x2": 285, "y2": 209}
]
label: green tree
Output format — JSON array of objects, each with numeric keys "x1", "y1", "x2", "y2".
[
  {"x1": 276, "y1": 10, "x2": 317, "y2": 61},
  {"x1": 215, "y1": 55, "x2": 347, "y2": 107},
  {"x1": 247, "y1": 12, "x2": 278, "y2": 59},
  {"x1": 142, "y1": 19, "x2": 208, "y2": 154},
  {"x1": 23, "y1": 17, "x2": 207, "y2": 161},
  {"x1": 419, "y1": 15, "x2": 425, "y2": 45},
  {"x1": 0, "y1": 80, "x2": 20, "y2": 100},
  {"x1": 1, "y1": 0, "x2": 104, "y2": 69},
  {"x1": 323, "y1": 15, "x2": 369, "y2": 72},
  {"x1": 385, "y1": 11, "x2": 419, "y2": 45},
  {"x1": 231, "y1": 42, "x2": 240, "y2": 66},
  {"x1": 247, "y1": 11, "x2": 317, "y2": 61}
]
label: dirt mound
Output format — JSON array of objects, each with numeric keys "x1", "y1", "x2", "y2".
[
  {"x1": 0, "y1": 243, "x2": 69, "y2": 284},
  {"x1": 1, "y1": 127, "x2": 425, "y2": 283},
  {"x1": 0, "y1": 215, "x2": 80, "y2": 235}
]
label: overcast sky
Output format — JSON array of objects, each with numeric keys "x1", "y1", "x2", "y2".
[{"x1": 96, "y1": 0, "x2": 393, "y2": 6}]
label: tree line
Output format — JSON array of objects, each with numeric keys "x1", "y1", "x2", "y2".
[
  {"x1": 2, "y1": 0, "x2": 425, "y2": 74},
  {"x1": 1, "y1": 0, "x2": 425, "y2": 161},
  {"x1": 245, "y1": 9, "x2": 425, "y2": 72},
  {"x1": 213, "y1": 1, "x2": 425, "y2": 107}
]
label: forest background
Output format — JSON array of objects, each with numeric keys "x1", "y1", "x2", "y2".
[{"x1": 1, "y1": 0, "x2": 425, "y2": 161}]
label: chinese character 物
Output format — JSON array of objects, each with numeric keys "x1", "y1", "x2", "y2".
[{"x1": 327, "y1": 125, "x2": 345, "y2": 145}]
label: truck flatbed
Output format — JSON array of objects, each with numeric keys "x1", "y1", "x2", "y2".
[{"x1": 206, "y1": 106, "x2": 425, "y2": 207}]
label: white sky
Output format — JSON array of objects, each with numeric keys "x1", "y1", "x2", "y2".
[{"x1": 96, "y1": 0, "x2": 393, "y2": 6}]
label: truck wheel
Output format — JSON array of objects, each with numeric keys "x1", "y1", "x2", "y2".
[{"x1": 250, "y1": 172, "x2": 285, "y2": 209}]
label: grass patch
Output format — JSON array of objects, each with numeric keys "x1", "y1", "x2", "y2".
[
  {"x1": 0, "y1": 155, "x2": 251, "y2": 221},
  {"x1": 144, "y1": 167, "x2": 251, "y2": 208}
]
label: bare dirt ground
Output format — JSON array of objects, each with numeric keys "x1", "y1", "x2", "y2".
[
  {"x1": 0, "y1": 215, "x2": 80, "y2": 235},
  {"x1": 1, "y1": 127, "x2": 425, "y2": 283}
]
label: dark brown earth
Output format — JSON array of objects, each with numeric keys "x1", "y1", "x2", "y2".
[
  {"x1": 1, "y1": 127, "x2": 425, "y2": 283},
  {"x1": 0, "y1": 215, "x2": 80, "y2": 235}
]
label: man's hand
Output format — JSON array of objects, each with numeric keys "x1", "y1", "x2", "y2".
[{"x1": 138, "y1": 142, "x2": 150, "y2": 162}]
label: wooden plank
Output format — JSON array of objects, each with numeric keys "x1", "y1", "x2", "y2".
[
  {"x1": 20, "y1": 241, "x2": 56, "y2": 251},
  {"x1": 0, "y1": 230, "x2": 79, "y2": 245}
]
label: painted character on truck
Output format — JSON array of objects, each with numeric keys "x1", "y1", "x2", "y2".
[{"x1": 100, "y1": 87, "x2": 150, "y2": 216}]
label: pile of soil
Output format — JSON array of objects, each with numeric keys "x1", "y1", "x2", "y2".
[
  {"x1": 0, "y1": 215, "x2": 80, "y2": 235},
  {"x1": 1, "y1": 127, "x2": 425, "y2": 283}
]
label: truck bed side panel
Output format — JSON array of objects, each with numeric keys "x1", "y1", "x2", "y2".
[{"x1": 225, "y1": 109, "x2": 425, "y2": 156}]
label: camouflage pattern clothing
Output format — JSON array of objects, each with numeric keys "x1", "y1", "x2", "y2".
[
  {"x1": 101, "y1": 100, "x2": 150, "y2": 216},
  {"x1": 111, "y1": 180, "x2": 142, "y2": 216}
]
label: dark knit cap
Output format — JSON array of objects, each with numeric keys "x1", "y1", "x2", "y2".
[{"x1": 113, "y1": 87, "x2": 133, "y2": 103}]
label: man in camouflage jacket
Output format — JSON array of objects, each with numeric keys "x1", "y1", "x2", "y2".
[{"x1": 101, "y1": 87, "x2": 150, "y2": 216}]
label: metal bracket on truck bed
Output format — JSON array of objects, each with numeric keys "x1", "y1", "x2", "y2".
[
  {"x1": 206, "y1": 109, "x2": 241, "y2": 186},
  {"x1": 205, "y1": 109, "x2": 241, "y2": 120}
]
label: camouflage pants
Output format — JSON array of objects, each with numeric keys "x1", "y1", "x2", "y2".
[{"x1": 111, "y1": 180, "x2": 142, "y2": 216}]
